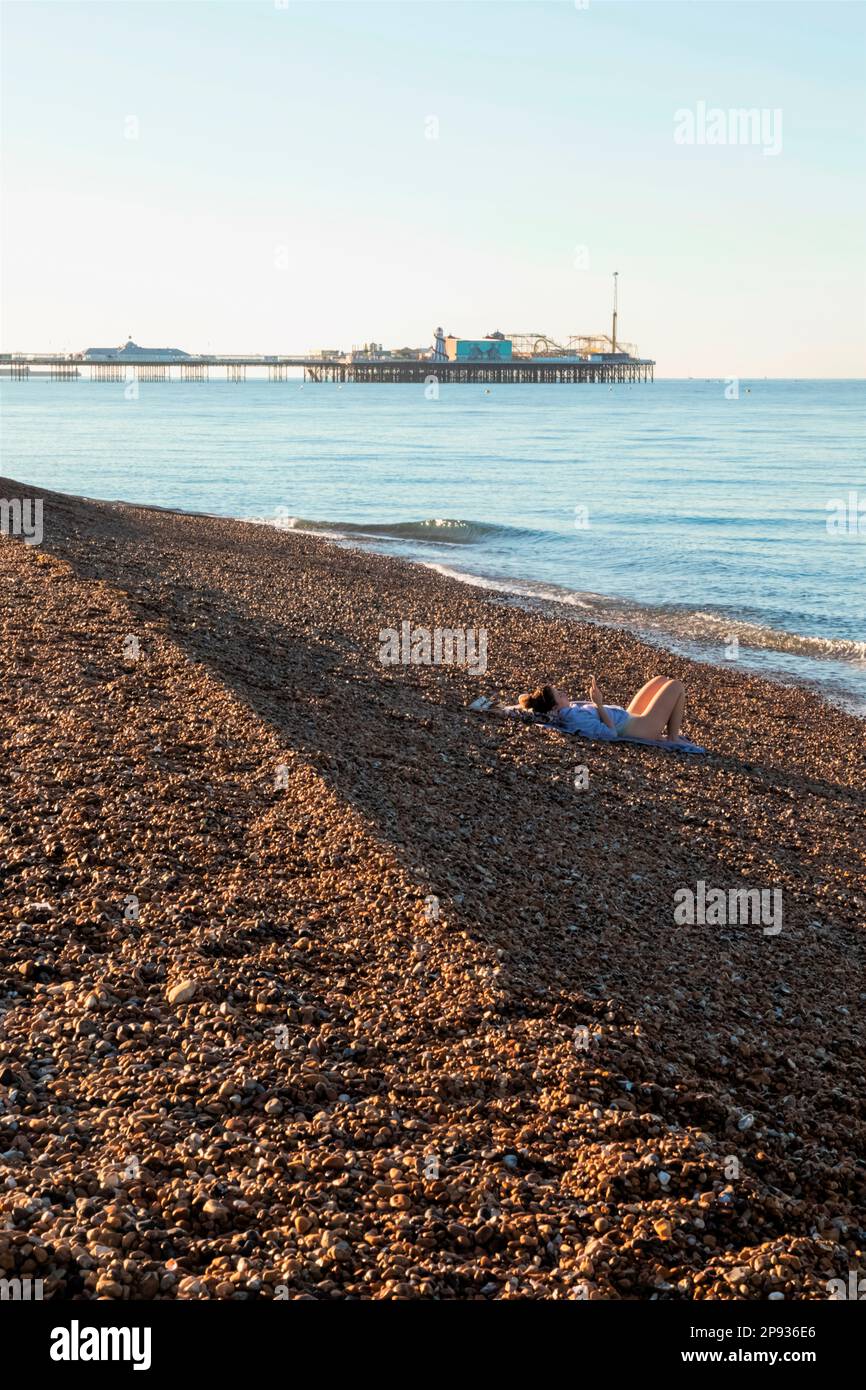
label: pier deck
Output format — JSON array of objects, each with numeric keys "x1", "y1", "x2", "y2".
[{"x1": 2, "y1": 354, "x2": 654, "y2": 384}]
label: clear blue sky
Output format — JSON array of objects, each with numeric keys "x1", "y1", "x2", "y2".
[{"x1": 2, "y1": 0, "x2": 864, "y2": 374}]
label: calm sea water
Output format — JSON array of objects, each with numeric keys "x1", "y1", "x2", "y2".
[{"x1": 2, "y1": 377, "x2": 864, "y2": 710}]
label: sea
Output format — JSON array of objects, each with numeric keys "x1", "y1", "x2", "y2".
[{"x1": 2, "y1": 376, "x2": 864, "y2": 711}]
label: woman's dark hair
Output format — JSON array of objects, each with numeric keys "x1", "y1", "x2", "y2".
[{"x1": 518, "y1": 684, "x2": 556, "y2": 715}]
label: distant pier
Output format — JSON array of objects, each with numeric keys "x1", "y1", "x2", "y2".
[{"x1": 2, "y1": 353, "x2": 654, "y2": 385}]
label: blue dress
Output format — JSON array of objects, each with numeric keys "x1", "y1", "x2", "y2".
[{"x1": 554, "y1": 702, "x2": 630, "y2": 740}]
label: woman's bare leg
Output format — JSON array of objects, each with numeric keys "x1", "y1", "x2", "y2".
[
  {"x1": 627, "y1": 675, "x2": 670, "y2": 715},
  {"x1": 622, "y1": 679, "x2": 686, "y2": 740},
  {"x1": 665, "y1": 684, "x2": 686, "y2": 740}
]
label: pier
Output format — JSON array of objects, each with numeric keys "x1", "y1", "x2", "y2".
[
  {"x1": 1, "y1": 353, "x2": 654, "y2": 385},
  {"x1": 2, "y1": 277, "x2": 655, "y2": 385},
  {"x1": 306, "y1": 357, "x2": 653, "y2": 384}
]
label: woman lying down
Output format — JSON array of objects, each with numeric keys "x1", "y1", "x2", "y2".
[{"x1": 519, "y1": 674, "x2": 690, "y2": 745}]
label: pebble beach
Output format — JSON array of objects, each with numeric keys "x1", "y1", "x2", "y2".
[{"x1": 1, "y1": 477, "x2": 864, "y2": 1301}]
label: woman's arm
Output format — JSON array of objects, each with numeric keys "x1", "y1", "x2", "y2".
[{"x1": 589, "y1": 675, "x2": 616, "y2": 731}]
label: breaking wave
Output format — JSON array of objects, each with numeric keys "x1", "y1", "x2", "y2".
[
  {"x1": 422, "y1": 564, "x2": 866, "y2": 666},
  {"x1": 265, "y1": 516, "x2": 536, "y2": 546}
]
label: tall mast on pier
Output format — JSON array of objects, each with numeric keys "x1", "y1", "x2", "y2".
[{"x1": 611, "y1": 271, "x2": 618, "y2": 354}]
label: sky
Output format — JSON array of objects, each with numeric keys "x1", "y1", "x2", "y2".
[{"x1": 1, "y1": 0, "x2": 864, "y2": 375}]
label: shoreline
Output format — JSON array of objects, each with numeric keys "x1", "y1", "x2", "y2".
[
  {"x1": 1, "y1": 476, "x2": 864, "y2": 1301},
  {"x1": 417, "y1": 558, "x2": 866, "y2": 720},
  {"x1": 137, "y1": 521, "x2": 866, "y2": 723},
  {"x1": 15, "y1": 476, "x2": 866, "y2": 719}
]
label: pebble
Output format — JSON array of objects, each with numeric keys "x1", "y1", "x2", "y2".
[{"x1": 166, "y1": 980, "x2": 197, "y2": 1005}]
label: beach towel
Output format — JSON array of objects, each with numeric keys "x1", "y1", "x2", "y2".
[
  {"x1": 488, "y1": 702, "x2": 708, "y2": 754},
  {"x1": 579, "y1": 729, "x2": 707, "y2": 754}
]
